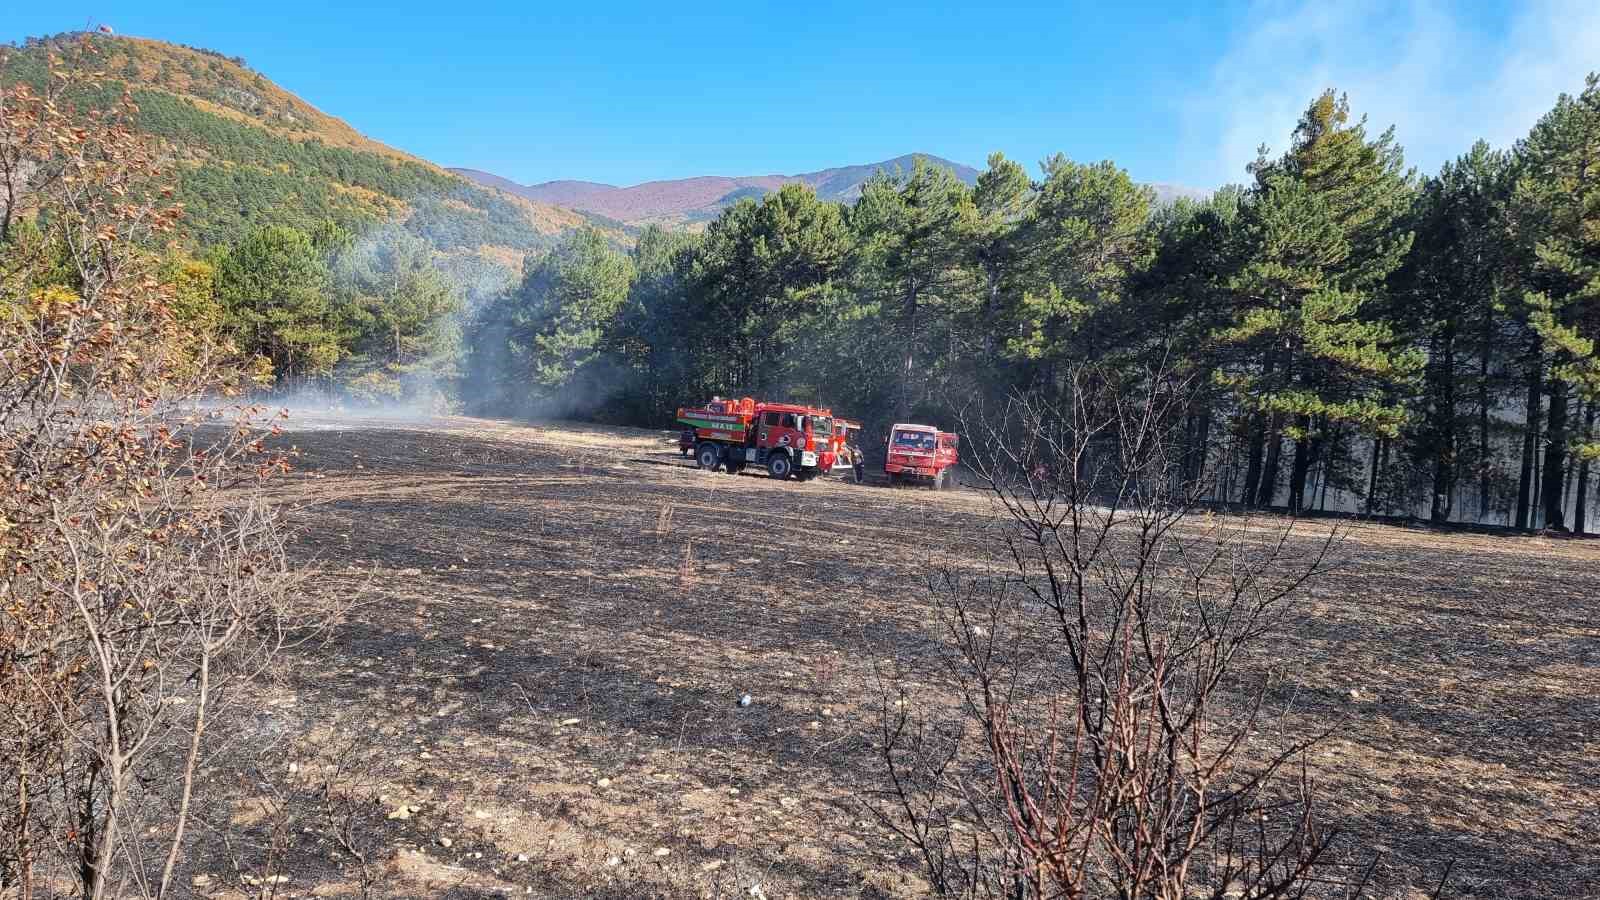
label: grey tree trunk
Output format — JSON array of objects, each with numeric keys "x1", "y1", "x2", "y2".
[
  {"x1": 897, "y1": 278, "x2": 919, "y2": 423},
  {"x1": 1515, "y1": 345, "x2": 1543, "y2": 530},
  {"x1": 1575, "y1": 401, "x2": 1596, "y2": 534},
  {"x1": 1542, "y1": 379, "x2": 1570, "y2": 529}
]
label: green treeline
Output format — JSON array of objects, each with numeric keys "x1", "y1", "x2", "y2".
[
  {"x1": 132, "y1": 222, "x2": 466, "y2": 406},
  {"x1": 458, "y1": 84, "x2": 1599, "y2": 530}
]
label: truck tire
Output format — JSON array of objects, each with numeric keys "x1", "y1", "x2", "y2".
[
  {"x1": 767, "y1": 452, "x2": 793, "y2": 480},
  {"x1": 695, "y1": 442, "x2": 722, "y2": 471}
]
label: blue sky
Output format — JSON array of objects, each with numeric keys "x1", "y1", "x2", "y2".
[{"x1": 7, "y1": 1, "x2": 1598, "y2": 189}]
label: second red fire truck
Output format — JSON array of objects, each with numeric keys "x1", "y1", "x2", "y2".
[{"x1": 884, "y1": 422, "x2": 960, "y2": 490}]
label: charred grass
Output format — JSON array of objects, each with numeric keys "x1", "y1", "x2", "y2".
[{"x1": 231, "y1": 417, "x2": 1599, "y2": 899}]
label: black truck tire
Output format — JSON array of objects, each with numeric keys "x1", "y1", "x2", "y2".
[
  {"x1": 767, "y1": 452, "x2": 793, "y2": 480},
  {"x1": 695, "y1": 442, "x2": 722, "y2": 471}
]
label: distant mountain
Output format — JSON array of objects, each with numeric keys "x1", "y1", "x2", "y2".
[
  {"x1": 451, "y1": 153, "x2": 982, "y2": 225},
  {"x1": 2, "y1": 33, "x2": 613, "y2": 271},
  {"x1": 454, "y1": 156, "x2": 1209, "y2": 226},
  {"x1": 515, "y1": 179, "x2": 622, "y2": 208},
  {"x1": 800, "y1": 154, "x2": 981, "y2": 202}
]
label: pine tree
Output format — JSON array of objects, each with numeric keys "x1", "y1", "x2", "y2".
[
  {"x1": 215, "y1": 224, "x2": 341, "y2": 383},
  {"x1": 1395, "y1": 142, "x2": 1514, "y2": 522},
  {"x1": 689, "y1": 183, "x2": 849, "y2": 394},
  {"x1": 1515, "y1": 73, "x2": 1600, "y2": 530},
  {"x1": 971, "y1": 152, "x2": 1032, "y2": 359},
  {"x1": 1131, "y1": 188, "x2": 1247, "y2": 491},
  {"x1": 1217, "y1": 91, "x2": 1419, "y2": 510},
  {"x1": 848, "y1": 159, "x2": 976, "y2": 421},
  {"x1": 609, "y1": 225, "x2": 704, "y2": 421},
  {"x1": 502, "y1": 227, "x2": 634, "y2": 399},
  {"x1": 329, "y1": 228, "x2": 463, "y2": 403},
  {"x1": 1007, "y1": 155, "x2": 1153, "y2": 390}
]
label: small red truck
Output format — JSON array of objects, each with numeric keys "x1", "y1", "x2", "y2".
[
  {"x1": 676, "y1": 397, "x2": 838, "y2": 481},
  {"x1": 884, "y1": 423, "x2": 960, "y2": 489}
]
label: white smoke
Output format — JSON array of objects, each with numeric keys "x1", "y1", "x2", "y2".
[{"x1": 1180, "y1": 0, "x2": 1600, "y2": 185}]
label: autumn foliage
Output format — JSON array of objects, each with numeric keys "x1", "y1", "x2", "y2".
[{"x1": 1, "y1": 40, "x2": 314, "y2": 899}]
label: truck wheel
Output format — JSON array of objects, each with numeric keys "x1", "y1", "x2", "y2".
[
  {"x1": 695, "y1": 442, "x2": 722, "y2": 471},
  {"x1": 767, "y1": 453, "x2": 793, "y2": 480}
]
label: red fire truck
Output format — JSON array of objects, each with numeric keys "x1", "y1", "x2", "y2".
[
  {"x1": 884, "y1": 423, "x2": 960, "y2": 489},
  {"x1": 676, "y1": 397, "x2": 838, "y2": 481}
]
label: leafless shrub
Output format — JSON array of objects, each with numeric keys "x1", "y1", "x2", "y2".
[
  {"x1": 214, "y1": 733, "x2": 397, "y2": 900},
  {"x1": 809, "y1": 651, "x2": 842, "y2": 696},
  {"x1": 0, "y1": 40, "x2": 336, "y2": 899},
  {"x1": 655, "y1": 500, "x2": 676, "y2": 540},
  {"x1": 869, "y1": 367, "x2": 1355, "y2": 899},
  {"x1": 678, "y1": 538, "x2": 697, "y2": 589}
]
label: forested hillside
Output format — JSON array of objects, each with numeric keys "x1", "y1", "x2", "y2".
[
  {"x1": 0, "y1": 32, "x2": 623, "y2": 406},
  {"x1": 0, "y1": 33, "x2": 606, "y2": 253}
]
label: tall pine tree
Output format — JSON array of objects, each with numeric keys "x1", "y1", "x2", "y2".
[
  {"x1": 1217, "y1": 91, "x2": 1419, "y2": 511},
  {"x1": 848, "y1": 160, "x2": 976, "y2": 422},
  {"x1": 1395, "y1": 142, "x2": 1514, "y2": 522},
  {"x1": 215, "y1": 224, "x2": 341, "y2": 384},
  {"x1": 1515, "y1": 73, "x2": 1600, "y2": 530}
]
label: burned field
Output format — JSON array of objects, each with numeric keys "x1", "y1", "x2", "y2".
[{"x1": 252, "y1": 416, "x2": 1599, "y2": 899}]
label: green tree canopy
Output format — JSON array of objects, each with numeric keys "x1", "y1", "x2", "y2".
[
  {"x1": 1217, "y1": 91, "x2": 1420, "y2": 510},
  {"x1": 215, "y1": 224, "x2": 340, "y2": 381},
  {"x1": 1514, "y1": 73, "x2": 1600, "y2": 528},
  {"x1": 1008, "y1": 155, "x2": 1154, "y2": 377},
  {"x1": 505, "y1": 227, "x2": 635, "y2": 396},
  {"x1": 848, "y1": 159, "x2": 977, "y2": 420}
]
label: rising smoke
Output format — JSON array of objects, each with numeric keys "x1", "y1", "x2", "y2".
[{"x1": 241, "y1": 190, "x2": 637, "y2": 428}]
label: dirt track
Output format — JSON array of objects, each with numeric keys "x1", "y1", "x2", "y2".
[{"x1": 252, "y1": 414, "x2": 1599, "y2": 899}]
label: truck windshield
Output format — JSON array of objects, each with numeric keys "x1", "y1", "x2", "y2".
[
  {"x1": 806, "y1": 416, "x2": 832, "y2": 439},
  {"x1": 893, "y1": 430, "x2": 936, "y2": 451}
]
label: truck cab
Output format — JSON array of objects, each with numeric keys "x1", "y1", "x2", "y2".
[
  {"x1": 747, "y1": 407, "x2": 835, "y2": 478},
  {"x1": 884, "y1": 423, "x2": 960, "y2": 490}
]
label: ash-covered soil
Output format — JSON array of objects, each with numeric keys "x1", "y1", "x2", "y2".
[{"x1": 226, "y1": 414, "x2": 1597, "y2": 899}]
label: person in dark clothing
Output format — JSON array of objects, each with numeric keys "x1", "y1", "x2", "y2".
[{"x1": 849, "y1": 437, "x2": 865, "y2": 483}]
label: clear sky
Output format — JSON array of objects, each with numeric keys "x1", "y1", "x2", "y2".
[{"x1": 7, "y1": 1, "x2": 1598, "y2": 189}]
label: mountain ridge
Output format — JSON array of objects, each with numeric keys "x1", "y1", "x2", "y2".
[
  {"x1": 450, "y1": 153, "x2": 983, "y2": 225},
  {"x1": 452, "y1": 156, "x2": 1210, "y2": 225}
]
